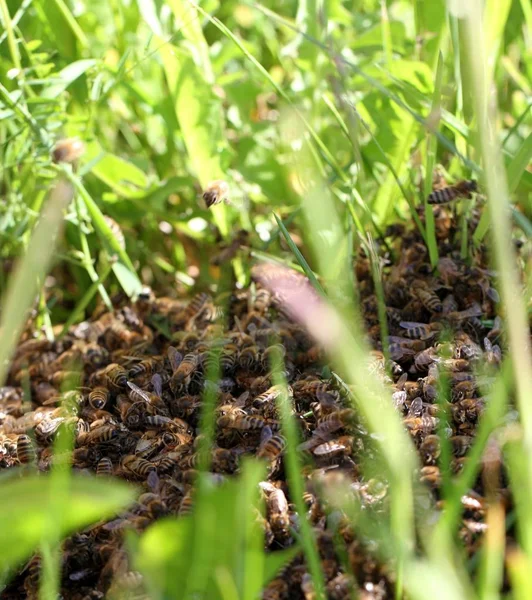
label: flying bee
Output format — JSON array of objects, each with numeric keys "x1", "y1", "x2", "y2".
[
  {"x1": 88, "y1": 387, "x2": 110, "y2": 410},
  {"x1": 427, "y1": 179, "x2": 477, "y2": 204},
  {"x1": 122, "y1": 455, "x2": 156, "y2": 478},
  {"x1": 96, "y1": 457, "x2": 113, "y2": 476},
  {"x1": 399, "y1": 321, "x2": 444, "y2": 340},
  {"x1": 16, "y1": 434, "x2": 36, "y2": 464},
  {"x1": 210, "y1": 229, "x2": 249, "y2": 265},
  {"x1": 202, "y1": 179, "x2": 230, "y2": 208},
  {"x1": 52, "y1": 137, "x2": 85, "y2": 163}
]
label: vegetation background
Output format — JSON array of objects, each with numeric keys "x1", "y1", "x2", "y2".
[{"x1": 0, "y1": 0, "x2": 531, "y2": 598}]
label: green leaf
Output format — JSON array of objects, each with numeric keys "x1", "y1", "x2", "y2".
[
  {"x1": 157, "y1": 39, "x2": 229, "y2": 236},
  {"x1": 0, "y1": 473, "x2": 135, "y2": 571},
  {"x1": 41, "y1": 59, "x2": 97, "y2": 98},
  {"x1": 507, "y1": 133, "x2": 532, "y2": 194},
  {"x1": 90, "y1": 152, "x2": 151, "y2": 198}
]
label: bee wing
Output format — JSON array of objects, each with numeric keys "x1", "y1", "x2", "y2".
[
  {"x1": 487, "y1": 287, "x2": 500, "y2": 303},
  {"x1": 260, "y1": 425, "x2": 273, "y2": 447},
  {"x1": 483, "y1": 337, "x2": 493, "y2": 352},
  {"x1": 167, "y1": 346, "x2": 183, "y2": 371},
  {"x1": 298, "y1": 431, "x2": 334, "y2": 452},
  {"x1": 235, "y1": 391, "x2": 250, "y2": 407},
  {"x1": 399, "y1": 321, "x2": 425, "y2": 329},
  {"x1": 407, "y1": 397, "x2": 423, "y2": 418},
  {"x1": 396, "y1": 372, "x2": 408, "y2": 389},
  {"x1": 313, "y1": 438, "x2": 350, "y2": 456},
  {"x1": 151, "y1": 373, "x2": 163, "y2": 396},
  {"x1": 127, "y1": 381, "x2": 151, "y2": 403},
  {"x1": 147, "y1": 469, "x2": 160, "y2": 492}
]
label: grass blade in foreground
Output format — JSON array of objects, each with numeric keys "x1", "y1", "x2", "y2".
[{"x1": 0, "y1": 181, "x2": 72, "y2": 387}]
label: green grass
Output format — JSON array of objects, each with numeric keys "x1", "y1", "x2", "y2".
[{"x1": 0, "y1": 0, "x2": 531, "y2": 598}]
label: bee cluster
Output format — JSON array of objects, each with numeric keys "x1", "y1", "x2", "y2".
[{"x1": 0, "y1": 211, "x2": 523, "y2": 599}]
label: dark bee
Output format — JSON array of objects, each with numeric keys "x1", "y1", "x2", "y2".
[
  {"x1": 96, "y1": 457, "x2": 114, "y2": 476},
  {"x1": 16, "y1": 434, "x2": 36, "y2": 464},
  {"x1": 89, "y1": 387, "x2": 110, "y2": 410},
  {"x1": 202, "y1": 180, "x2": 230, "y2": 207},
  {"x1": 427, "y1": 180, "x2": 477, "y2": 204}
]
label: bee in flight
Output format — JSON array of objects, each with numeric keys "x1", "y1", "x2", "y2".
[
  {"x1": 202, "y1": 180, "x2": 230, "y2": 208},
  {"x1": 427, "y1": 180, "x2": 477, "y2": 205}
]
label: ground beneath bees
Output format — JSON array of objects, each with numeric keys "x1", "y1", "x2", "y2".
[{"x1": 0, "y1": 208, "x2": 527, "y2": 600}]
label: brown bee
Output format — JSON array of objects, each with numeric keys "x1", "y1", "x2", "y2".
[
  {"x1": 239, "y1": 345, "x2": 262, "y2": 370},
  {"x1": 313, "y1": 435, "x2": 354, "y2": 460},
  {"x1": 260, "y1": 482, "x2": 290, "y2": 542},
  {"x1": 88, "y1": 387, "x2": 110, "y2": 410},
  {"x1": 202, "y1": 179, "x2": 230, "y2": 207},
  {"x1": 414, "y1": 283, "x2": 443, "y2": 313},
  {"x1": 312, "y1": 408, "x2": 356, "y2": 439},
  {"x1": 211, "y1": 229, "x2": 249, "y2": 265},
  {"x1": 128, "y1": 357, "x2": 163, "y2": 379},
  {"x1": 254, "y1": 288, "x2": 272, "y2": 313},
  {"x1": 217, "y1": 412, "x2": 265, "y2": 431},
  {"x1": 263, "y1": 578, "x2": 289, "y2": 600},
  {"x1": 122, "y1": 455, "x2": 156, "y2": 478},
  {"x1": 77, "y1": 425, "x2": 117, "y2": 445},
  {"x1": 52, "y1": 138, "x2": 85, "y2": 163},
  {"x1": 257, "y1": 426, "x2": 286, "y2": 463},
  {"x1": 420, "y1": 465, "x2": 442, "y2": 488},
  {"x1": 102, "y1": 363, "x2": 128, "y2": 391},
  {"x1": 16, "y1": 434, "x2": 36, "y2": 464},
  {"x1": 103, "y1": 216, "x2": 126, "y2": 251},
  {"x1": 178, "y1": 488, "x2": 194, "y2": 516},
  {"x1": 427, "y1": 180, "x2": 477, "y2": 204},
  {"x1": 96, "y1": 457, "x2": 114, "y2": 476},
  {"x1": 168, "y1": 348, "x2": 200, "y2": 393},
  {"x1": 399, "y1": 321, "x2": 443, "y2": 340}
]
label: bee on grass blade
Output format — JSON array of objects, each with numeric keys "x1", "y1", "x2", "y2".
[
  {"x1": 427, "y1": 180, "x2": 477, "y2": 205},
  {"x1": 52, "y1": 138, "x2": 85, "y2": 164},
  {"x1": 202, "y1": 180, "x2": 230, "y2": 208}
]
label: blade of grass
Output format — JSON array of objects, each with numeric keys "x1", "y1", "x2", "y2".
[
  {"x1": 50, "y1": 0, "x2": 88, "y2": 47},
  {"x1": 423, "y1": 51, "x2": 444, "y2": 268},
  {"x1": 273, "y1": 213, "x2": 326, "y2": 297},
  {"x1": 476, "y1": 503, "x2": 505, "y2": 600},
  {"x1": 58, "y1": 261, "x2": 113, "y2": 337},
  {"x1": 460, "y1": 0, "x2": 532, "y2": 454},
  {"x1": 506, "y1": 133, "x2": 532, "y2": 194},
  {"x1": 0, "y1": 180, "x2": 72, "y2": 387},
  {"x1": 502, "y1": 102, "x2": 531, "y2": 149},
  {"x1": 270, "y1": 348, "x2": 326, "y2": 600},
  {"x1": 507, "y1": 549, "x2": 532, "y2": 600},
  {"x1": 0, "y1": 0, "x2": 22, "y2": 73}
]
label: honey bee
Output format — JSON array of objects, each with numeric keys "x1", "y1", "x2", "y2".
[
  {"x1": 252, "y1": 384, "x2": 288, "y2": 409},
  {"x1": 326, "y1": 573, "x2": 356, "y2": 600},
  {"x1": 178, "y1": 488, "x2": 194, "y2": 516},
  {"x1": 102, "y1": 363, "x2": 128, "y2": 391},
  {"x1": 263, "y1": 578, "x2": 289, "y2": 600},
  {"x1": 312, "y1": 435, "x2": 354, "y2": 460},
  {"x1": 122, "y1": 455, "x2": 156, "y2": 478},
  {"x1": 77, "y1": 424, "x2": 117, "y2": 445},
  {"x1": 399, "y1": 321, "x2": 443, "y2": 340},
  {"x1": 419, "y1": 434, "x2": 441, "y2": 464},
  {"x1": 404, "y1": 414, "x2": 439, "y2": 435},
  {"x1": 257, "y1": 426, "x2": 286, "y2": 462},
  {"x1": 52, "y1": 137, "x2": 85, "y2": 163},
  {"x1": 168, "y1": 348, "x2": 200, "y2": 393},
  {"x1": 23, "y1": 555, "x2": 41, "y2": 597},
  {"x1": 103, "y1": 216, "x2": 126, "y2": 251},
  {"x1": 88, "y1": 387, "x2": 110, "y2": 410},
  {"x1": 450, "y1": 435, "x2": 473, "y2": 456},
  {"x1": 239, "y1": 344, "x2": 262, "y2": 370},
  {"x1": 217, "y1": 412, "x2": 266, "y2": 431},
  {"x1": 202, "y1": 179, "x2": 230, "y2": 207},
  {"x1": 16, "y1": 434, "x2": 36, "y2": 464},
  {"x1": 420, "y1": 465, "x2": 442, "y2": 488},
  {"x1": 211, "y1": 229, "x2": 249, "y2": 265},
  {"x1": 427, "y1": 180, "x2": 477, "y2": 204},
  {"x1": 211, "y1": 447, "x2": 239, "y2": 473},
  {"x1": 313, "y1": 408, "x2": 356, "y2": 439},
  {"x1": 414, "y1": 283, "x2": 443, "y2": 313},
  {"x1": 254, "y1": 288, "x2": 272, "y2": 314},
  {"x1": 260, "y1": 482, "x2": 291, "y2": 542},
  {"x1": 128, "y1": 357, "x2": 163, "y2": 379},
  {"x1": 96, "y1": 457, "x2": 114, "y2": 476}
]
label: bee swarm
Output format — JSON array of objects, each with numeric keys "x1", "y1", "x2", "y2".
[{"x1": 0, "y1": 211, "x2": 525, "y2": 600}]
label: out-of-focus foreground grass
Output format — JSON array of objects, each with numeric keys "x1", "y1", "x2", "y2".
[{"x1": 0, "y1": 0, "x2": 531, "y2": 598}]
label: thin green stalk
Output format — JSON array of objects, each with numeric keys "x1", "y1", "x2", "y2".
[
  {"x1": 0, "y1": 181, "x2": 72, "y2": 387},
  {"x1": 423, "y1": 51, "x2": 444, "y2": 268},
  {"x1": 0, "y1": 0, "x2": 22, "y2": 73},
  {"x1": 51, "y1": 0, "x2": 88, "y2": 47},
  {"x1": 462, "y1": 0, "x2": 532, "y2": 453},
  {"x1": 270, "y1": 349, "x2": 326, "y2": 600},
  {"x1": 274, "y1": 213, "x2": 326, "y2": 297},
  {"x1": 58, "y1": 262, "x2": 113, "y2": 337}
]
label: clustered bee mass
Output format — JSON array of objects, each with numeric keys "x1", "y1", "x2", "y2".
[{"x1": 0, "y1": 184, "x2": 523, "y2": 599}]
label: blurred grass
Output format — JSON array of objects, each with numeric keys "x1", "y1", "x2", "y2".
[{"x1": 0, "y1": 0, "x2": 531, "y2": 598}]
